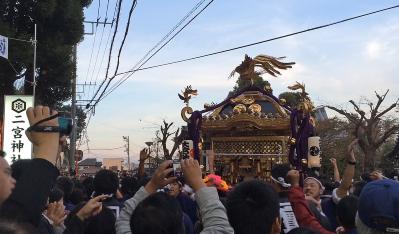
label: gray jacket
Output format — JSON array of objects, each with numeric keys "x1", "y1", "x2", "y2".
[{"x1": 116, "y1": 186, "x2": 234, "y2": 234}]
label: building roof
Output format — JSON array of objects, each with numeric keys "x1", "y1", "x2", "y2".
[
  {"x1": 79, "y1": 166, "x2": 101, "y2": 175},
  {"x1": 78, "y1": 158, "x2": 98, "y2": 166}
]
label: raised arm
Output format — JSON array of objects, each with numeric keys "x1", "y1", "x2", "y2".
[
  {"x1": 0, "y1": 106, "x2": 60, "y2": 226},
  {"x1": 287, "y1": 170, "x2": 335, "y2": 234},
  {"x1": 335, "y1": 139, "x2": 358, "y2": 200},
  {"x1": 330, "y1": 158, "x2": 341, "y2": 183},
  {"x1": 181, "y1": 159, "x2": 234, "y2": 234}
]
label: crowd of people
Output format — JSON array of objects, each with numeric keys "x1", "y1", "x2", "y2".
[{"x1": 0, "y1": 105, "x2": 398, "y2": 234}]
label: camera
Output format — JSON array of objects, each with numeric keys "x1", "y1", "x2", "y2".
[
  {"x1": 168, "y1": 159, "x2": 182, "y2": 177},
  {"x1": 58, "y1": 116, "x2": 73, "y2": 135},
  {"x1": 172, "y1": 159, "x2": 182, "y2": 177}
]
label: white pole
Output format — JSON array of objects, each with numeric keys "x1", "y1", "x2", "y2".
[{"x1": 32, "y1": 24, "x2": 37, "y2": 105}]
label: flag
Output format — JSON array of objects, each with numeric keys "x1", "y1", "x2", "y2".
[{"x1": 0, "y1": 35, "x2": 8, "y2": 59}]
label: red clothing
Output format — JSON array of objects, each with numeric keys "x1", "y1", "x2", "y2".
[{"x1": 288, "y1": 186, "x2": 335, "y2": 234}]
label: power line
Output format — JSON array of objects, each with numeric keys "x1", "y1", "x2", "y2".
[
  {"x1": 105, "y1": 0, "x2": 214, "y2": 98},
  {"x1": 112, "y1": 4, "x2": 399, "y2": 78},
  {"x1": 88, "y1": 0, "x2": 119, "y2": 99},
  {"x1": 113, "y1": 0, "x2": 138, "y2": 77},
  {"x1": 90, "y1": 0, "x2": 123, "y2": 106},
  {"x1": 86, "y1": 0, "x2": 210, "y2": 110},
  {"x1": 83, "y1": 146, "x2": 124, "y2": 151},
  {"x1": 86, "y1": 0, "x2": 111, "y2": 98},
  {"x1": 93, "y1": 0, "x2": 138, "y2": 103},
  {"x1": 89, "y1": 0, "x2": 215, "y2": 110},
  {"x1": 82, "y1": 0, "x2": 101, "y2": 99}
]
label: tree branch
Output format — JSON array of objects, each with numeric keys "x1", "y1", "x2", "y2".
[
  {"x1": 375, "y1": 99, "x2": 399, "y2": 119},
  {"x1": 375, "y1": 124, "x2": 399, "y2": 148},
  {"x1": 325, "y1": 105, "x2": 359, "y2": 124},
  {"x1": 371, "y1": 90, "x2": 389, "y2": 119}
]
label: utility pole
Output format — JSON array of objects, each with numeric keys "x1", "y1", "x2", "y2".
[
  {"x1": 70, "y1": 45, "x2": 77, "y2": 176},
  {"x1": 123, "y1": 136, "x2": 130, "y2": 171}
]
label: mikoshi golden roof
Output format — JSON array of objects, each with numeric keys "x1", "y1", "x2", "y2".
[{"x1": 201, "y1": 87, "x2": 292, "y2": 132}]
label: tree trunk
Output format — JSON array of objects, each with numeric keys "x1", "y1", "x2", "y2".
[{"x1": 363, "y1": 148, "x2": 377, "y2": 171}]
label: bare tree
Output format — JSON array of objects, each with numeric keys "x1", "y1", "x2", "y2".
[
  {"x1": 326, "y1": 90, "x2": 399, "y2": 170},
  {"x1": 156, "y1": 120, "x2": 184, "y2": 160}
]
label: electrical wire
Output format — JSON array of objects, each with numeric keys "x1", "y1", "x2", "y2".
[
  {"x1": 112, "y1": 4, "x2": 399, "y2": 77},
  {"x1": 87, "y1": 0, "x2": 111, "y2": 97},
  {"x1": 88, "y1": 0, "x2": 119, "y2": 100},
  {"x1": 82, "y1": 0, "x2": 101, "y2": 100},
  {"x1": 89, "y1": 0, "x2": 215, "y2": 110},
  {"x1": 90, "y1": 0, "x2": 123, "y2": 107},
  {"x1": 86, "y1": 0, "x2": 210, "y2": 110}
]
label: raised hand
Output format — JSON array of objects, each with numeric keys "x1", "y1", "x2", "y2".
[
  {"x1": 26, "y1": 106, "x2": 60, "y2": 165},
  {"x1": 46, "y1": 202, "x2": 67, "y2": 226},
  {"x1": 330, "y1": 158, "x2": 337, "y2": 166},
  {"x1": 181, "y1": 158, "x2": 205, "y2": 192},
  {"x1": 144, "y1": 160, "x2": 176, "y2": 193},
  {"x1": 286, "y1": 169, "x2": 300, "y2": 187},
  {"x1": 76, "y1": 194, "x2": 108, "y2": 221},
  {"x1": 347, "y1": 139, "x2": 358, "y2": 163},
  {"x1": 139, "y1": 148, "x2": 150, "y2": 161}
]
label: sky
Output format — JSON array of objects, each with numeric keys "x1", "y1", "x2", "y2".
[{"x1": 76, "y1": 0, "x2": 399, "y2": 162}]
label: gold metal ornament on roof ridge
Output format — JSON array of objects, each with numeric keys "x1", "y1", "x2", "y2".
[{"x1": 229, "y1": 54, "x2": 295, "y2": 84}]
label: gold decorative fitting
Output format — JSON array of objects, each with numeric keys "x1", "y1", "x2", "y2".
[
  {"x1": 179, "y1": 85, "x2": 198, "y2": 122},
  {"x1": 288, "y1": 81, "x2": 314, "y2": 113},
  {"x1": 264, "y1": 85, "x2": 273, "y2": 93},
  {"x1": 233, "y1": 104, "x2": 247, "y2": 114},
  {"x1": 229, "y1": 54, "x2": 295, "y2": 83},
  {"x1": 279, "y1": 99, "x2": 287, "y2": 105},
  {"x1": 289, "y1": 137, "x2": 296, "y2": 145},
  {"x1": 248, "y1": 104, "x2": 262, "y2": 113}
]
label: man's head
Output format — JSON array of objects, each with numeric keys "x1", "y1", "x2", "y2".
[
  {"x1": 357, "y1": 179, "x2": 399, "y2": 233},
  {"x1": 303, "y1": 176, "x2": 324, "y2": 200},
  {"x1": 93, "y1": 169, "x2": 119, "y2": 196},
  {"x1": 0, "y1": 156, "x2": 16, "y2": 205},
  {"x1": 226, "y1": 180, "x2": 281, "y2": 234},
  {"x1": 130, "y1": 192, "x2": 184, "y2": 234},
  {"x1": 270, "y1": 164, "x2": 291, "y2": 192},
  {"x1": 337, "y1": 195, "x2": 358, "y2": 229},
  {"x1": 55, "y1": 176, "x2": 74, "y2": 203},
  {"x1": 167, "y1": 180, "x2": 182, "y2": 198}
]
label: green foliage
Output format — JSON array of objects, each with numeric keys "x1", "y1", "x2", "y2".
[
  {"x1": 0, "y1": 0, "x2": 92, "y2": 117},
  {"x1": 228, "y1": 73, "x2": 270, "y2": 97},
  {"x1": 278, "y1": 92, "x2": 302, "y2": 109}
]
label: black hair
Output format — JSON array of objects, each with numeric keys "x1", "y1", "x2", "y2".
[
  {"x1": 85, "y1": 207, "x2": 116, "y2": 234},
  {"x1": 287, "y1": 227, "x2": 320, "y2": 234},
  {"x1": 226, "y1": 180, "x2": 279, "y2": 234},
  {"x1": 130, "y1": 192, "x2": 184, "y2": 234},
  {"x1": 82, "y1": 177, "x2": 95, "y2": 198},
  {"x1": 352, "y1": 180, "x2": 367, "y2": 197},
  {"x1": 120, "y1": 176, "x2": 137, "y2": 198},
  {"x1": 55, "y1": 177, "x2": 75, "y2": 203},
  {"x1": 49, "y1": 187, "x2": 64, "y2": 203},
  {"x1": 271, "y1": 164, "x2": 291, "y2": 182},
  {"x1": 70, "y1": 187, "x2": 86, "y2": 205},
  {"x1": 336, "y1": 195, "x2": 358, "y2": 229},
  {"x1": 93, "y1": 169, "x2": 119, "y2": 195},
  {"x1": 10, "y1": 159, "x2": 31, "y2": 180}
]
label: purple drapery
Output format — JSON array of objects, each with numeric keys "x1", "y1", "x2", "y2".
[
  {"x1": 188, "y1": 111, "x2": 202, "y2": 160},
  {"x1": 289, "y1": 110, "x2": 315, "y2": 170}
]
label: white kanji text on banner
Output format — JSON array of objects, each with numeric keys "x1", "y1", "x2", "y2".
[{"x1": 3, "y1": 95, "x2": 33, "y2": 164}]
